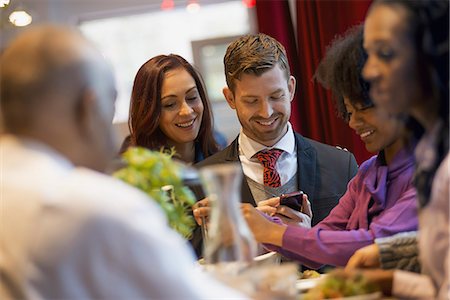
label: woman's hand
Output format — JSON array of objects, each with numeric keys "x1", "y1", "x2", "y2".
[
  {"x1": 241, "y1": 203, "x2": 286, "y2": 246},
  {"x1": 277, "y1": 193, "x2": 312, "y2": 228},
  {"x1": 346, "y1": 243, "x2": 381, "y2": 270},
  {"x1": 192, "y1": 198, "x2": 210, "y2": 226}
]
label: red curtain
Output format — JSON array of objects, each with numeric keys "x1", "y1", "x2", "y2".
[{"x1": 256, "y1": 0, "x2": 372, "y2": 164}]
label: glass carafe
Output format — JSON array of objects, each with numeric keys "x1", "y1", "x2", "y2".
[{"x1": 200, "y1": 163, "x2": 256, "y2": 266}]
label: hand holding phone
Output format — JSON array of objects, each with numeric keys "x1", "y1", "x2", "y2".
[{"x1": 279, "y1": 191, "x2": 303, "y2": 211}]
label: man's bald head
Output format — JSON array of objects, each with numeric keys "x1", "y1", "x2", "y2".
[
  {"x1": 1, "y1": 25, "x2": 113, "y2": 130},
  {"x1": 1, "y1": 25, "x2": 118, "y2": 171}
]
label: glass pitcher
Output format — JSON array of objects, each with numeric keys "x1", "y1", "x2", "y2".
[{"x1": 200, "y1": 163, "x2": 256, "y2": 266}]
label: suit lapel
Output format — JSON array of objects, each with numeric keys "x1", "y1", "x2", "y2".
[
  {"x1": 223, "y1": 137, "x2": 240, "y2": 162},
  {"x1": 241, "y1": 177, "x2": 256, "y2": 205},
  {"x1": 295, "y1": 133, "x2": 317, "y2": 201}
]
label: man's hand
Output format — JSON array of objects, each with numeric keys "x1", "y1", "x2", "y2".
[
  {"x1": 256, "y1": 196, "x2": 280, "y2": 216},
  {"x1": 277, "y1": 193, "x2": 312, "y2": 228},
  {"x1": 346, "y1": 243, "x2": 381, "y2": 270},
  {"x1": 192, "y1": 198, "x2": 210, "y2": 226}
]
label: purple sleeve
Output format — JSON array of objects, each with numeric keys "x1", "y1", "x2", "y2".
[
  {"x1": 261, "y1": 179, "x2": 358, "y2": 266},
  {"x1": 264, "y1": 176, "x2": 418, "y2": 268}
]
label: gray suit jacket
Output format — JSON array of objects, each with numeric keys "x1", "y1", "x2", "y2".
[{"x1": 190, "y1": 132, "x2": 358, "y2": 257}]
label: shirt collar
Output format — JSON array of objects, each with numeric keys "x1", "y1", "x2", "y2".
[{"x1": 238, "y1": 122, "x2": 295, "y2": 160}]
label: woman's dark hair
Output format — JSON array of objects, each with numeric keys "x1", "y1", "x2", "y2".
[
  {"x1": 372, "y1": 0, "x2": 449, "y2": 126},
  {"x1": 127, "y1": 54, "x2": 219, "y2": 157},
  {"x1": 314, "y1": 25, "x2": 371, "y2": 121}
]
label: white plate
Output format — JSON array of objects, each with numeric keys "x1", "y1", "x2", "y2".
[
  {"x1": 253, "y1": 251, "x2": 277, "y2": 262},
  {"x1": 337, "y1": 292, "x2": 382, "y2": 300},
  {"x1": 299, "y1": 291, "x2": 382, "y2": 300},
  {"x1": 296, "y1": 277, "x2": 323, "y2": 292}
]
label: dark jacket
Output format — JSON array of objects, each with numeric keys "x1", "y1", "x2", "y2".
[{"x1": 190, "y1": 132, "x2": 358, "y2": 257}]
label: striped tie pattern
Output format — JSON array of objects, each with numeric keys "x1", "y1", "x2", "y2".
[{"x1": 256, "y1": 149, "x2": 283, "y2": 187}]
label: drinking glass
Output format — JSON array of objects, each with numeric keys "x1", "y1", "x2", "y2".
[{"x1": 200, "y1": 163, "x2": 256, "y2": 266}]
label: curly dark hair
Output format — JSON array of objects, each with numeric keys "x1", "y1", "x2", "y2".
[{"x1": 314, "y1": 25, "x2": 371, "y2": 122}]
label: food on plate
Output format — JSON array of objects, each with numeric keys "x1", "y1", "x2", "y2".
[
  {"x1": 302, "y1": 271, "x2": 379, "y2": 299},
  {"x1": 298, "y1": 269, "x2": 321, "y2": 279}
]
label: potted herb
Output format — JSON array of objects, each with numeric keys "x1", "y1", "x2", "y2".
[{"x1": 114, "y1": 147, "x2": 196, "y2": 239}]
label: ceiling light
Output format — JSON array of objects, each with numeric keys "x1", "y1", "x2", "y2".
[
  {"x1": 0, "y1": 0, "x2": 10, "y2": 8},
  {"x1": 186, "y1": 0, "x2": 200, "y2": 13},
  {"x1": 9, "y1": 10, "x2": 32, "y2": 27}
]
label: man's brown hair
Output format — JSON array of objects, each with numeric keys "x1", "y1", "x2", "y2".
[{"x1": 224, "y1": 33, "x2": 290, "y2": 92}]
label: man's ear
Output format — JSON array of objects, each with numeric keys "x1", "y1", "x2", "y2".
[
  {"x1": 288, "y1": 75, "x2": 296, "y2": 102},
  {"x1": 75, "y1": 88, "x2": 98, "y2": 138},
  {"x1": 223, "y1": 87, "x2": 236, "y2": 110}
]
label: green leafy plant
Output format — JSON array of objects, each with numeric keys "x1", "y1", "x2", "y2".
[{"x1": 113, "y1": 147, "x2": 196, "y2": 239}]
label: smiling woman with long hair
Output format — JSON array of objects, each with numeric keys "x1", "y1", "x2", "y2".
[{"x1": 121, "y1": 54, "x2": 224, "y2": 164}]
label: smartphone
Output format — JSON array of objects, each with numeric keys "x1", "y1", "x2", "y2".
[{"x1": 279, "y1": 191, "x2": 303, "y2": 211}]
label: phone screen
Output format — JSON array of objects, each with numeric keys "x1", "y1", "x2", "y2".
[{"x1": 279, "y1": 191, "x2": 303, "y2": 211}]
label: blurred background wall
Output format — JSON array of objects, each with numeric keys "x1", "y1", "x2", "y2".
[{"x1": 0, "y1": 0, "x2": 372, "y2": 163}]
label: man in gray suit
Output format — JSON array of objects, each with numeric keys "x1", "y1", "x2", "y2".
[{"x1": 191, "y1": 33, "x2": 358, "y2": 256}]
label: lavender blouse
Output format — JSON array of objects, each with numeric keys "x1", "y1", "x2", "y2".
[{"x1": 266, "y1": 147, "x2": 419, "y2": 268}]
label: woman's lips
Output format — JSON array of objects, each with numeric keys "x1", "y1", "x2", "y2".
[
  {"x1": 359, "y1": 130, "x2": 375, "y2": 142},
  {"x1": 176, "y1": 118, "x2": 195, "y2": 128}
]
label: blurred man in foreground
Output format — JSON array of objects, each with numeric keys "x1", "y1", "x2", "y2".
[{"x1": 0, "y1": 25, "x2": 244, "y2": 299}]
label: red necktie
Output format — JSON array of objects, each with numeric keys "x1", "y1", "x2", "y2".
[{"x1": 256, "y1": 149, "x2": 283, "y2": 187}]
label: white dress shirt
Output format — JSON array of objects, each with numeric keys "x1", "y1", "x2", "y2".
[
  {"x1": 0, "y1": 135, "x2": 246, "y2": 300},
  {"x1": 238, "y1": 122, "x2": 297, "y2": 186}
]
